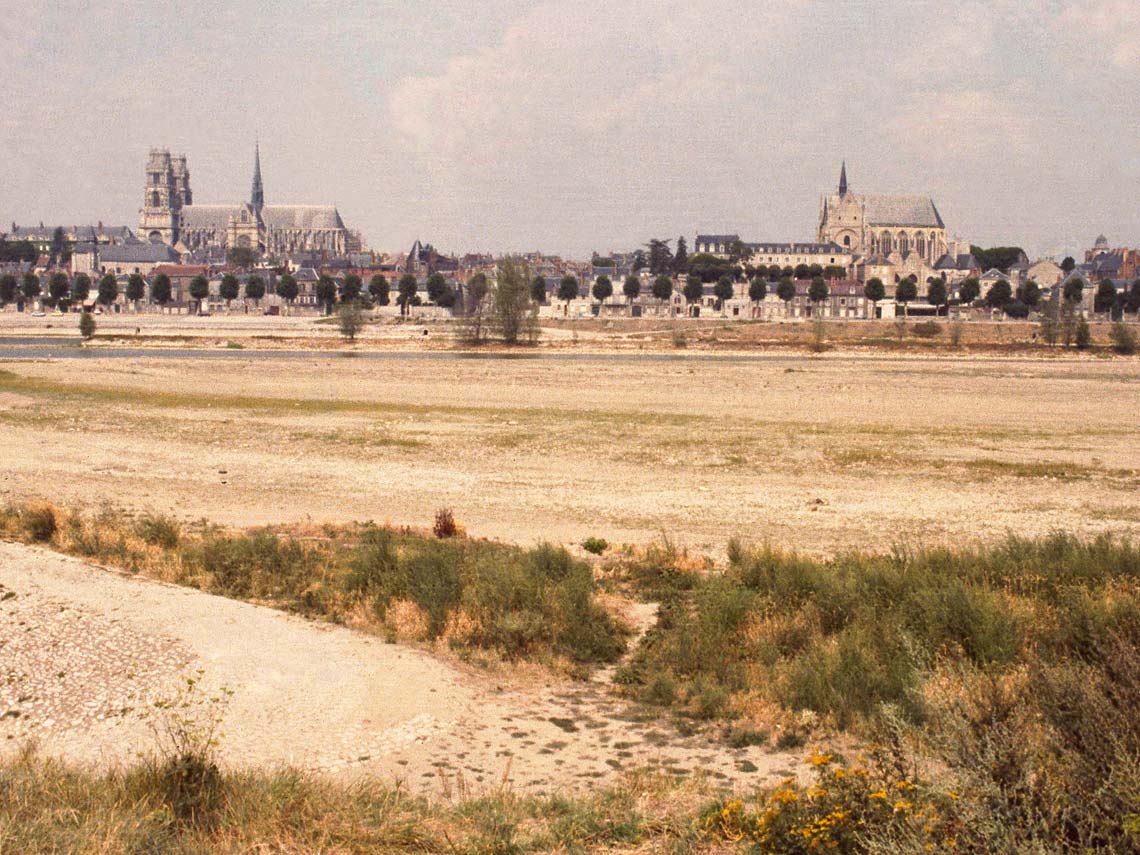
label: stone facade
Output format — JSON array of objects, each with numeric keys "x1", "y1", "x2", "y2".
[
  {"x1": 140, "y1": 145, "x2": 349, "y2": 257},
  {"x1": 817, "y1": 163, "x2": 948, "y2": 269}
]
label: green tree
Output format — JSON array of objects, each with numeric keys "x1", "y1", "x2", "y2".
[
  {"x1": 777, "y1": 277, "x2": 796, "y2": 313},
  {"x1": 529, "y1": 275, "x2": 547, "y2": 304},
  {"x1": 592, "y1": 274, "x2": 613, "y2": 306},
  {"x1": 1126, "y1": 280, "x2": 1140, "y2": 315},
  {"x1": 150, "y1": 273, "x2": 172, "y2": 307},
  {"x1": 275, "y1": 273, "x2": 298, "y2": 309},
  {"x1": 337, "y1": 300, "x2": 366, "y2": 341},
  {"x1": 896, "y1": 278, "x2": 918, "y2": 317},
  {"x1": 78, "y1": 311, "x2": 96, "y2": 340},
  {"x1": 244, "y1": 275, "x2": 266, "y2": 306},
  {"x1": 227, "y1": 246, "x2": 256, "y2": 269},
  {"x1": 1061, "y1": 256, "x2": 1076, "y2": 273},
  {"x1": 491, "y1": 256, "x2": 535, "y2": 344},
  {"x1": 425, "y1": 272, "x2": 448, "y2": 304},
  {"x1": 622, "y1": 275, "x2": 640, "y2": 307},
  {"x1": 48, "y1": 272, "x2": 70, "y2": 307},
  {"x1": 748, "y1": 277, "x2": 767, "y2": 304},
  {"x1": 631, "y1": 249, "x2": 647, "y2": 272},
  {"x1": 652, "y1": 274, "x2": 673, "y2": 306},
  {"x1": 713, "y1": 275, "x2": 734, "y2": 310},
  {"x1": 0, "y1": 273, "x2": 17, "y2": 305},
  {"x1": 1016, "y1": 279, "x2": 1041, "y2": 309},
  {"x1": 683, "y1": 275, "x2": 703, "y2": 305},
  {"x1": 219, "y1": 273, "x2": 240, "y2": 310},
  {"x1": 396, "y1": 274, "x2": 418, "y2": 316},
  {"x1": 70, "y1": 273, "x2": 91, "y2": 305},
  {"x1": 340, "y1": 273, "x2": 363, "y2": 303},
  {"x1": 926, "y1": 278, "x2": 948, "y2": 315},
  {"x1": 50, "y1": 226, "x2": 70, "y2": 264},
  {"x1": 808, "y1": 276, "x2": 829, "y2": 313},
  {"x1": 466, "y1": 273, "x2": 489, "y2": 315},
  {"x1": 958, "y1": 277, "x2": 981, "y2": 305},
  {"x1": 317, "y1": 275, "x2": 340, "y2": 314},
  {"x1": 1063, "y1": 276, "x2": 1085, "y2": 306},
  {"x1": 646, "y1": 238, "x2": 673, "y2": 275},
  {"x1": 368, "y1": 274, "x2": 389, "y2": 306},
  {"x1": 1094, "y1": 279, "x2": 1117, "y2": 316},
  {"x1": 970, "y1": 245, "x2": 1026, "y2": 273},
  {"x1": 96, "y1": 274, "x2": 118, "y2": 307},
  {"x1": 864, "y1": 277, "x2": 885, "y2": 317},
  {"x1": 126, "y1": 273, "x2": 146, "y2": 307},
  {"x1": 557, "y1": 274, "x2": 579, "y2": 302},
  {"x1": 22, "y1": 272, "x2": 41, "y2": 302},
  {"x1": 673, "y1": 236, "x2": 688, "y2": 274},
  {"x1": 794, "y1": 263, "x2": 811, "y2": 279},
  {"x1": 189, "y1": 274, "x2": 210, "y2": 312},
  {"x1": 985, "y1": 279, "x2": 1012, "y2": 311}
]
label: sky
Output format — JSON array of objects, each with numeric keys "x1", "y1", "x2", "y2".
[{"x1": 2, "y1": 0, "x2": 1138, "y2": 260}]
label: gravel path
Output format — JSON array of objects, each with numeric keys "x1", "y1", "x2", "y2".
[{"x1": 0, "y1": 541, "x2": 797, "y2": 793}]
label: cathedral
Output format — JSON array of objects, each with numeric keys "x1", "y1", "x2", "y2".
[
  {"x1": 139, "y1": 145, "x2": 350, "y2": 256},
  {"x1": 817, "y1": 163, "x2": 948, "y2": 266}
]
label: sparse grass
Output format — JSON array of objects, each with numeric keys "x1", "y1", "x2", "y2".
[
  {"x1": 0, "y1": 501, "x2": 628, "y2": 668},
  {"x1": 0, "y1": 749, "x2": 707, "y2": 855}
]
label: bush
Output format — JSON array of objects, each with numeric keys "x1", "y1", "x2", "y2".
[
  {"x1": 1111, "y1": 321, "x2": 1137, "y2": 355},
  {"x1": 78, "y1": 312, "x2": 95, "y2": 340},
  {"x1": 910, "y1": 320, "x2": 941, "y2": 338},
  {"x1": 432, "y1": 507, "x2": 458, "y2": 539},
  {"x1": 581, "y1": 537, "x2": 608, "y2": 555},
  {"x1": 21, "y1": 504, "x2": 57, "y2": 542},
  {"x1": 134, "y1": 513, "x2": 181, "y2": 548},
  {"x1": 1075, "y1": 315, "x2": 1092, "y2": 349}
]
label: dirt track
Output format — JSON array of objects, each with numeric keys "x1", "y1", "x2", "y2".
[{"x1": 0, "y1": 541, "x2": 796, "y2": 793}]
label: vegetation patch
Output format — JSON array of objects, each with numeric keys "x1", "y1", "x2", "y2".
[{"x1": 0, "y1": 502, "x2": 628, "y2": 668}]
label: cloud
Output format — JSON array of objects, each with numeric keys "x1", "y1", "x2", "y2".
[{"x1": 1055, "y1": 0, "x2": 1140, "y2": 70}]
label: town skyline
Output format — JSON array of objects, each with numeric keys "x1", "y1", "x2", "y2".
[{"x1": 2, "y1": 0, "x2": 1138, "y2": 259}]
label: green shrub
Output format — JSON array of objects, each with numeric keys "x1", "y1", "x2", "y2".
[
  {"x1": 911, "y1": 320, "x2": 941, "y2": 338},
  {"x1": 1110, "y1": 321, "x2": 1137, "y2": 355},
  {"x1": 134, "y1": 513, "x2": 181, "y2": 549},
  {"x1": 1075, "y1": 315, "x2": 1092, "y2": 349},
  {"x1": 581, "y1": 536, "x2": 609, "y2": 555}
]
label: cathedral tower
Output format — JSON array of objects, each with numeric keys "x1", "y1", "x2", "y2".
[
  {"x1": 139, "y1": 148, "x2": 188, "y2": 244},
  {"x1": 250, "y1": 142, "x2": 264, "y2": 216}
]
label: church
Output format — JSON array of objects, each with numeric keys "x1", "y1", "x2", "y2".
[
  {"x1": 817, "y1": 163, "x2": 948, "y2": 267},
  {"x1": 139, "y1": 145, "x2": 350, "y2": 257}
]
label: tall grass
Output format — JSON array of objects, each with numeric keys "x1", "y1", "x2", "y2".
[{"x1": 0, "y1": 502, "x2": 627, "y2": 667}]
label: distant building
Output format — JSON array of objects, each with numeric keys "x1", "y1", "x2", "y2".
[
  {"x1": 140, "y1": 145, "x2": 350, "y2": 257},
  {"x1": 818, "y1": 162, "x2": 948, "y2": 266}
]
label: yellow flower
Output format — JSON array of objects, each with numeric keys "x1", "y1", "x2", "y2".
[
  {"x1": 894, "y1": 800, "x2": 913, "y2": 812},
  {"x1": 808, "y1": 752, "x2": 834, "y2": 766},
  {"x1": 869, "y1": 789, "x2": 887, "y2": 800}
]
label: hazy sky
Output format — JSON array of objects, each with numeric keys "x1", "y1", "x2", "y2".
[{"x1": 2, "y1": 0, "x2": 1138, "y2": 259}]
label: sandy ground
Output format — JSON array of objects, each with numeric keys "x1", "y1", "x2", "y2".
[
  {"x1": 1, "y1": 350, "x2": 1138, "y2": 555},
  {"x1": 0, "y1": 542, "x2": 797, "y2": 794}
]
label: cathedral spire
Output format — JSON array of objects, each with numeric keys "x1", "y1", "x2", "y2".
[
  {"x1": 838, "y1": 160, "x2": 848, "y2": 196},
  {"x1": 251, "y1": 140, "x2": 264, "y2": 214}
]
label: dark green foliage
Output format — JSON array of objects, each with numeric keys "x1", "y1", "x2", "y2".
[
  {"x1": 557, "y1": 275, "x2": 579, "y2": 302},
  {"x1": 78, "y1": 312, "x2": 96, "y2": 339},
  {"x1": 591, "y1": 275, "x2": 613, "y2": 304},
  {"x1": 368, "y1": 274, "x2": 388, "y2": 305},
  {"x1": 958, "y1": 277, "x2": 980, "y2": 305},
  {"x1": 126, "y1": 273, "x2": 145, "y2": 303},
  {"x1": 581, "y1": 537, "x2": 609, "y2": 555},
  {"x1": 0, "y1": 239, "x2": 36, "y2": 262},
  {"x1": 151, "y1": 273, "x2": 172, "y2": 305},
  {"x1": 96, "y1": 274, "x2": 118, "y2": 306},
  {"x1": 682, "y1": 276, "x2": 703, "y2": 304},
  {"x1": 47, "y1": 272, "x2": 70, "y2": 306},
  {"x1": 685, "y1": 253, "x2": 733, "y2": 284},
  {"x1": 926, "y1": 278, "x2": 948, "y2": 310},
  {"x1": 0, "y1": 273, "x2": 17, "y2": 305},
  {"x1": 1063, "y1": 276, "x2": 1085, "y2": 304},
  {"x1": 748, "y1": 277, "x2": 767, "y2": 302},
  {"x1": 863, "y1": 277, "x2": 885, "y2": 306},
  {"x1": 776, "y1": 277, "x2": 796, "y2": 305},
  {"x1": 21, "y1": 505, "x2": 57, "y2": 542},
  {"x1": 651, "y1": 275, "x2": 673, "y2": 302},
  {"x1": 622, "y1": 275, "x2": 640, "y2": 301},
  {"x1": 188, "y1": 531, "x2": 316, "y2": 602},
  {"x1": 244, "y1": 276, "x2": 265, "y2": 304},
  {"x1": 1094, "y1": 278, "x2": 1117, "y2": 315},
  {"x1": 1003, "y1": 300, "x2": 1030, "y2": 319},
  {"x1": 713, "y1": 276, "x2": 734, "y2": 306},
  {"x1": 135, "y1": 513, "x2": 181, "y2": 548},
  {"x1": 340, "y1": 273, "x2": 363, "y2": 303},
  {"x1": 807, "y1": 277, "x2": 828, "y2": 305},
  {"x1": 911, "y1": 320, "x2": 941, "y2": 337},
  {"x1": 530, "y1": 275, "x2": 546, "y2": 303},
  {"x1": 396, "y1": 274, "x2": 417, "y2": 314},
  {"x1": 154, "y1": 751, "x2": 223, "y2": 829},
  {"x1": 1016, "y1": 279, "x2": 1041, "y2": 308},
  {"x1": 21, "y1": 272, "x2": 40, "y2": 300},
  {"x1": 971, "y1": 245, "x2": 1026, "y2": 272},
  {"x1": 189, "y1": 274, "x2": 210, "y2": 303},
  {"x1": 985, "y1": 279, "x2": 1012, "y2": 309},
  {"x1": 219, "y1": 274, "x2": 240, "y2": 305}
]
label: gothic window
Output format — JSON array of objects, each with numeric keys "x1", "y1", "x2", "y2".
[
  {"x1": 150, "y1": 191, "x2": 160, "y2": 207},
  {"x1": 843, "y1": 235, "x2": 851, "y2": 247},
  {"x1": 916, "y1": 234, "x2": 926, "y2": 257},
  {"x1": 881, "y1": 231, "x2": 892, "y2": 253},
  {"x1": 898, "y1": 233, "x2": 910, "y2": 255}
]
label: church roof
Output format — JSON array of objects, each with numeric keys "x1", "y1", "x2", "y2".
[
  {"x1": 825, "y1": 194, "x2": 945, "y2": 228},
  {"x1": 180, "y1": 205, "x2": 244, "y2": 229},
  {"x1": 99, "y1": 243, "x2": 180, "y2": 264},
  {"x1": 262, "y1": 205, "x2": 345, "y2": 231}
]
